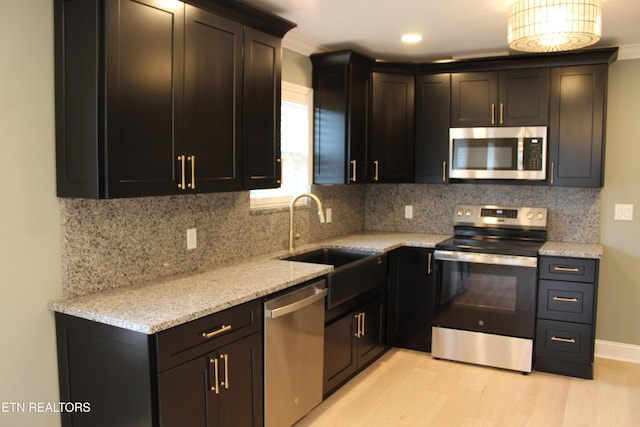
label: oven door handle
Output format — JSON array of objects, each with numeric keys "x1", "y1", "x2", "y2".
[{"x1": 433, "y1": 250, "x2": 538, "y2": 268}]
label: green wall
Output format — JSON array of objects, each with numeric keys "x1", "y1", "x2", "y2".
[
  {"x1": 283, "y1": 48, "x2": 312, "y2": 87},
  {"x1": 599, "y1": 58, "x2": 640, "y2": 346},
  {"x1": 0, "y1": 1, "x2": 62, "y2": 426}
]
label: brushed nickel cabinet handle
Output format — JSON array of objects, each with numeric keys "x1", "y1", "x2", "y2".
[
  {"x1": 354, "y1": 313, "x2": 361, "y2": 337},
  {"x1": 554, "y1": 266, "x2": 580, "y2": 273},
  {"x1": 220, "y1": 354, "x2": 229, "y2": 389},
  {"x1": 551, "y1": 161, "x2": 555, "y2": 184},
  {"x1": 209, "y1": 357, "x2": 220, "y2": 394},
  {"x1": 178, "y1": 155, "x2": 186, "y2": 189},
  {"x1": 187, "y1": 155, "x2": 196, "y2": 189},
  {"x1": 442, "y1": 161, "x2": 447, "y2": 182},
  {"x1": 351, "y1": 160, "x2": 357, "y2": 182},
  {"x1": 491, "y1": 103, "x2": 496, "y2": 125},
  {"x1": 500, "y1": 103, "x2": 504, "y2": 125},
  {"x1": 551, "y1": 336, "x2": 576, "y2": 344},
  {"x1": 428, "y1": 252, "x2": 433, "y2": 274},
  {"x1": 374, "y1": 160, "x2": 379, "y2": 182},
  {"x1": 361, "y1": 312, "x2": 365, "y2": 337},
  {"x1": 202, "y1": 324, "x2": 232, "y2": 340},
  {"x1": 553, "y1": 296, "x2": 579, "y2": 303}
]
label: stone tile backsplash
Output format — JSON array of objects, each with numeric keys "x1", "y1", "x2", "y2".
[
  {"x1": 364, "y1": 183, "x2": 600, "y2": 243},
  {"x1": 60, "y1": 182, "x2": 599, "y2": 297},
  {"x1": 60, "y1": 185, "x2": 365, "y2": 298}
]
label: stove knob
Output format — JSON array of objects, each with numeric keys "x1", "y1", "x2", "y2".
[
  {"x1": 456, "y1": 209, "x2": 464, "y2": 217},
  {"x1": 536, "y1": 212, "x2": 544, "y2": 220},
  {"x1": 527, "y1": 211, "x2": 534, "y2": 220},
  {"x1": 465, "y1": 209, "x2": 472, "y2": 216}
]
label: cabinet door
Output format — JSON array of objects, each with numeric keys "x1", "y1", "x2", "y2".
[
  {"x1": 312, "y1": 57, "x2": 371, "y2": 185},
  {"x1": 323, "y1": 313, "x2": 357, "y2": 396},
  {"x1": 356, "y1": 296, "x2": 386, "y2": 367},
  {"x1": 104, "y1": 0, "x2": 184, "y2": 197},
  {"x1": 415, "y1": 74, "x2": 450, "y2": 183},
  {"x1": 451, "y1": 72, "x2": 498, "y2": 127},
  {"x1": 313, "y1": 65, "x2": 349, "y2": 184},
  {"x1": 371, "y1": 73, "x2": 415, "y2": 182},
  {"x1": 215, "y1": 333, "x2": 263, "y2": 427},
  {"x1": 157, "y1": 333, "x2": 263, "y2": 427},
  {"x1": 348, "y1": 65, "x2": 372, "y2": 183},
  {"x1": 157, "y1": 357, "x2": 207, "y2": 427},
  {"x1": 243, "y1": 28, "x2": 282, "y2": 190},
  {"x1": 549, "y1": 65, "x2": 606, "y2": 187},
  {"x1": 388, "y1": 248, "x2": 436, "y2": 352},
  {"x1": 499, "y1": 68, "x2": 549, "y2": 126},
  {"x1": 184, "y1": 6, "x2": 243, "y2": 193}
]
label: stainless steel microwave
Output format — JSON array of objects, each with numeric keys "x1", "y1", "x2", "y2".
[{"x1": 449, "y1": 126, "x2": 547, "y2": 180}]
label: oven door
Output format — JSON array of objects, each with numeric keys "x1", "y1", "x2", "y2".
[{"x1": 433, "y1": 250, "x2": 537, "y2": 339}]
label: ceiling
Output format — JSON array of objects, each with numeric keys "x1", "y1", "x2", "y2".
[{"x1": 243, "y1": 0, "x2": 640, "y2": 61}]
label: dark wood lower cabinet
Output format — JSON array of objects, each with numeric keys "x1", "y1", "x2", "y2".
[
  {"x1": 387, "y1": 247, "x2": 436, "y2": 352},
  {"x1": 534, "y1": 256, "x2": 599, "y2": 379},
  {"x1": 323, "y1": 295, "x2": 386, "y2": 397},
  {"x1": 55, "y1": 300, "x2": 263, "y2": 427},
  {"x1": 157, "y1": 332, "x2": 263, "y2": 427}
]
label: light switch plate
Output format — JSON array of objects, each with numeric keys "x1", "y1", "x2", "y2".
[
  {"x1": 614, "y1": 204, "x2": 634, "y2": 221},
  {"x1": 404, "y1": 205, "x2": 413, "y2": 219},
  {"x1": 187, "y1": 228, "x2": 197, "y2": 249}
]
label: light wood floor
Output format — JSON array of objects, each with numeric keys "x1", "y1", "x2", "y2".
[{"x1": 297, "y1": 348, "x2": 640, "y2": 427}]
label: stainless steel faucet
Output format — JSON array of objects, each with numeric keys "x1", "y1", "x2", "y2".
[{"x1": 289, "y1": 193, "x2": 326, "y2": 252}]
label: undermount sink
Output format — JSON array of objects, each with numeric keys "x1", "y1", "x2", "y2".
[
  {"x1": 283, "y1": 248, "x2": 374, "y2": 267},
  {"x1": 284, "y1": 248, "x2": 387, "y2": 309}
]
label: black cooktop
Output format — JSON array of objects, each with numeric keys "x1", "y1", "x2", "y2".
[{"x1": 436, "y1": 235, "x2": 545, "y2": 257}]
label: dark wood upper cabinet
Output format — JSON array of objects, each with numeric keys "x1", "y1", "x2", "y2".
[
  {"x1": 451, "y1": 69, "x2": 549, "y2": 127},
  {"x1": 55, "y1": 0, "x2": 184, "y2": 198},
  {"x1": 243, "y1": 28, "x2": 282, "y2": 190},
  {"x1": 415, "y1": 73, "x2": 451, "y2": 184},
  {"x1": 549, "y1": 64, "x2": 607, "y2": 187},
  {"x1": 54, "y1": 0, "x2": 294, "y2": 198},
  {"x1": 184, "y1": 5, "x2": 243, "y2": 193},
  {"x1": 311, "y1": 51, "x2": 374, "y2": 185},
  {"x1": 371, "y1": 72, "x2": 415, "y2": 183}
]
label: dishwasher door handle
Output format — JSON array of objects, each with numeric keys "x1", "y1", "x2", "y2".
[{"x1": 265, "y1": 286, "x2": 327, "y2": 319}]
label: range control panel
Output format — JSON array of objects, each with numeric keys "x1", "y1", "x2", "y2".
[{"x1": 453, "y1": 204, "x2": 548, "y2": 229}]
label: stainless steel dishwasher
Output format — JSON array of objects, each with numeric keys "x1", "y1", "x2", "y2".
[{"x1": 264, "y1": 279, "x2": 327, "y2": 427}]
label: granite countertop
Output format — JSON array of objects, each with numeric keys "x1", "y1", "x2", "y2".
[
  {"x1": 48, "y1": 231, "x2": 450, "y2": 334},
  {"x1": 49, "y1": 231, "x2": 601, "y2": 335},
  {"x1": 538, "y1": 241, "x2": 603, "y2": 259}
]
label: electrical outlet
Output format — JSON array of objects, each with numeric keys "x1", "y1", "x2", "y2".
[
  {"x1": 404, "y1": 205, "x2": 413, "y2": 219},
  {"x1": 614, "y1": 204, "x2": 634, "y2": 221},
  {"x1": 326, "y1": 208, "x2": 332, "y2": 224},
  {"x1": 187, "y1": 228, "x2": 197, "y2": 250}
]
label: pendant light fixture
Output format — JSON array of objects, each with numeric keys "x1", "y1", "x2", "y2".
[{"x1": 508, "y1": 0, "x2": 602, "y2": 52}]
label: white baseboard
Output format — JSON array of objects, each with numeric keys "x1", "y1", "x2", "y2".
[{"x1": 595, "y1": 339, "x2": 640, "y2": 364}]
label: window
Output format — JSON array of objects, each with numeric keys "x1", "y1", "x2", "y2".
[{"x1": 250, "y1": 81, "x2": 312, "y2": 209}]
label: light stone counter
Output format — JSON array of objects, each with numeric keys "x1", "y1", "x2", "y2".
[
  {"x1": 322, "y1": 231, "x2": 451, "y2": 252},
  {"x1": 539, "y1": 241, "x2": 603, "y2": 259},
  {"x1": 48, "y1": 257, "x2": 332, "y2": 334},
  {"x1": 49, "y1": 231, "x2": 451, "y2": 334},
  {"x1": 52, "y1": 232, "x2": 601, "y2": 335}
]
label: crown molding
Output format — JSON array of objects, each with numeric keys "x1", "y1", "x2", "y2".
[
  {"x1": 282, "y1": 33, "x2": 326, "y2": 56},
  {"x1": 618, "y1": 44, "x2": 640, "y2": 60}
]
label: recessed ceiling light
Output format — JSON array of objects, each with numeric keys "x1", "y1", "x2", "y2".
[{"x1": 401, "y1": 33, "x2": 423, "y2": 44}]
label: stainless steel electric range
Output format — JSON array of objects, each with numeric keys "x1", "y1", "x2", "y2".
[{"x1": 432, "y1": 204, "x2": 547, "y2": 373}]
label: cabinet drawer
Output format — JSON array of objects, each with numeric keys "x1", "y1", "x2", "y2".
[
  {"x1": 155, "y1": 300, "x2": 261, "y2": 372},
  {"x1": 537, "y1": 280, "x2": 594, "y2": 324},
  {"x1": 539, "y1": 257, "x2": 596, "y2": 283},
  {"x1": 535, "y1": 319, "x2": 593, "y2": 364}
]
